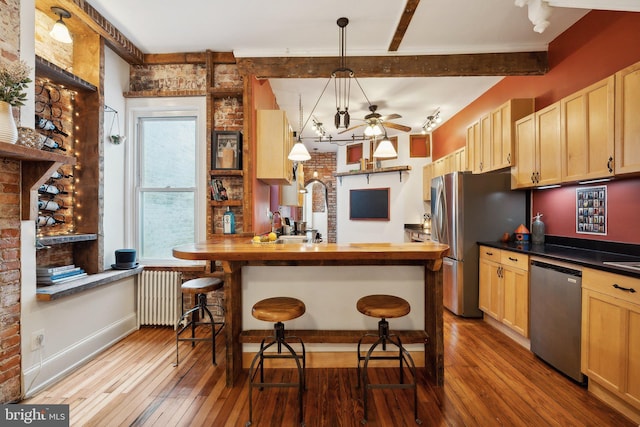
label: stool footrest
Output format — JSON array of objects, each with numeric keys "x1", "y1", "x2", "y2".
[{"x1": 241, "y1": 329, "x2": 428, "y2": 344}]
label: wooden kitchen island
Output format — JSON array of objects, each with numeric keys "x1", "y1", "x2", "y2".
[{"x1": 173, "y1": 239, "x2": 449, "y2": 388}]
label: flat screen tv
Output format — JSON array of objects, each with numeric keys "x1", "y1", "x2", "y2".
[{"x1": 349, "y1": 188, "x2": 390, "y2": 221}]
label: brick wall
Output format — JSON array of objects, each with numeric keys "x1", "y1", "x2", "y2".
[
  {"x1": 303, "y1": 152, "x2": 336, "y2": 243},
  {"x1": 0, "y1": 0, "x2": 23, "y2": 404},
  {"x1": 129, "y1": 63, "x2": 207, "y2": 93},
  {"x1": 0, "y1": 159, "x2": 22, "y2": 403}
]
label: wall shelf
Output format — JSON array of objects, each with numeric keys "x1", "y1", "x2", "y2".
[
  {"x1": 210, "y1": 169, "x2": 243, "y2": 176},
  {"x1": 38, "y1": 233, "x2": 97, "y2": 246},
  {"x1": 35, "y1": 56, "x2": 96, "y2": 92},
  {"x1": 210, "y1": 200, "x2": 243, "y2": 207},
  {"x1": 334, "y1": 165, "x2": 412, "y2": 184}
]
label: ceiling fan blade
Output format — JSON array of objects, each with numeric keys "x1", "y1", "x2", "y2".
[
  {"x1": 384, "y1": 122, "x2": 412, "y2": 132},
  {"x1": 338, "y1": 123, "x2": 365, "y2": 134},
  {"x1": 380, "y1": 113, "x2": 402, "y2": 121}
]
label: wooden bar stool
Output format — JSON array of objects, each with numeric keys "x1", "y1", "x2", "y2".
[
  {"x1": 356, "y1": 294, "x2": 420, "y2": 424},
  {"x1": 247, "y1": 297, "x2": 306, "y2": 426},
  {"x1": 175, "y1": 277, "x2": 225, "y2": 366}
]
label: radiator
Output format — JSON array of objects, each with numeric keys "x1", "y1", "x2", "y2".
[{"x1": 137, "y1": 270, "x2": 182, "y2": 328}]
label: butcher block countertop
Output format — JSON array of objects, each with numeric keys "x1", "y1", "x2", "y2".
[{"x1": 173, "y1": 239, "x2": 450, "y2": 263}]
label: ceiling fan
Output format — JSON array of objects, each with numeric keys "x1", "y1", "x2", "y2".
[{"x1": 338, "y1": 104, "x2": 412, "y2": 136}]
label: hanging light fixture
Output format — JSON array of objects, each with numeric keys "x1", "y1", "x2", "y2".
[
  {"x1": 373, "y1": 134, "x2": 397, "y2": 158},
  {"x1": 288, "y1": 95, "x2": 311, "y2": 161},
  {"x1": 421, "y1": 109, "x2": 442, "y2": 134},
  {"x1": 50, "y1": 7, "x2": 73, "y2": 44}
]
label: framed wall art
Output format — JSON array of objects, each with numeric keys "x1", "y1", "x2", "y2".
[
  {"x1": 212, "y1": 131, "x2": 242, "y2": 170},
  {"x1": 576, "y1": 185, "x2": 607, "y2": 235}
]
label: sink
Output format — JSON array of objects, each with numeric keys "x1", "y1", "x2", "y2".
[
  {"x1": 277, "y1": 236, "x2": 308, "y2": 244},
  {"x1": 603, "y1": 261, "x2": 640, "y2": 271}
]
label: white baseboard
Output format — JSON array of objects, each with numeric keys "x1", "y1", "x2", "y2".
[{"x1": 22, "y1": 314, "x2": 137, "y2": 398}]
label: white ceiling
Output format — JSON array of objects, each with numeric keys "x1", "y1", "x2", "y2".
[{"x1": 85, "y1": 0, "x2": 606, "y2": 152}]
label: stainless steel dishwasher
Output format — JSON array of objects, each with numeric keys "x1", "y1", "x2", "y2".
[{"x1": 529, "y1": 258, "x2": 585, "y2": 383}]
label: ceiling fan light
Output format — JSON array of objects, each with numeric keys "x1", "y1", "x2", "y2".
[
  {"x1": 373, "y1": 137, "x2": 397, "y2": 158},
  {"x1": 288, "y1": 141, "x2": 311, "y2": 161},
  {"x1": 364, "y1": 125, "x2": 375, "y2": 136}
]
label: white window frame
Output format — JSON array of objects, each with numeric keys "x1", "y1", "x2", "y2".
[{"x1": 124, "y1": 97, "x2": 207, "y2": 265}]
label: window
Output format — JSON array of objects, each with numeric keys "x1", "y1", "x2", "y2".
[{"x1": 126, "y1": 98, "x2": 206, "y2": 262}]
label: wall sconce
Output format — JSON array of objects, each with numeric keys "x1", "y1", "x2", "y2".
[{"x1": 50, "y1": 7, "x2": 73, "y2": 44}]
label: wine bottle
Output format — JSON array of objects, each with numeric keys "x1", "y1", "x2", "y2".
[
  {"x1": 37, "y1": 214, "x2": 65, "y2": 227},
  {"x1": 35, "y1": 115, "x2": 69, "y2": 137},
  {"x1": 38, "y1": 199, "x2": 67, "y2": 211},
  {"x1": 38, "y1": 134, "x2": 66, "y2": 152},
  {"x1": 38, "y1": 184, "x2": 68, "y2": 195},
  {"x1": 51, "y1": 169, "x2": 72, "y2": 180}
]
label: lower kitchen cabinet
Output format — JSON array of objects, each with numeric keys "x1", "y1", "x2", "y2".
[
  {"x1": 581, "y1": 268, "x2": 640, "y2": 423},
  {"x1": 479, "y1": 246, "x2": 529, "y2": 337}
]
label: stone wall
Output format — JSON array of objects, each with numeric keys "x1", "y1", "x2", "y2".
[{"x1": 0, "y1": 0, "x2": 23, "y2": 404}]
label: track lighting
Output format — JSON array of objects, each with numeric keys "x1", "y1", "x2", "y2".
[{"x1": 421, "y1": 110, "x2": 442, "y2": 134}]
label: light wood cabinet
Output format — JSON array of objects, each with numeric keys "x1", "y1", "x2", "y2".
[
  {"x1": 500, "y1": 251, "x2": 529, "y2": 337},
  {"x1": 469, "y1": 100, "x2": 534, "y2": 174},
  {"x1": 422, "y1": 163, "x2": 433, "y2": 201},
  {"x1": 615, "y1": 61, "x2": 640, "y2": 176},
  {"x1": 561, "y1": 76, "x2": 615, "y2": 182},
  {"x1": 256, "y1": 110, "x2": 293, "y2": 185},
  {"x1": 479, "y1": 246, "x2": 529, "y2": 337},
  {"x1": 512, "y1": 101, "x2": 562, "y2": 189},
  {"x1": 581, "y1": 268, "x2": 640, "y2": 423},
  {"x1": 466, "y1": 120, "x2": 479, "y2": 173}
]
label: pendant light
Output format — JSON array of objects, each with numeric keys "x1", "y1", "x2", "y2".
[
  {"x1": 50, "y1": 7, "x2": 73, "y2": 44},
  {"x1": 372, "y1": 134, "x2": 397, "y2": 158},
  {"x1": 288, "y1": 95, "x2": 311, "y2": 161}
]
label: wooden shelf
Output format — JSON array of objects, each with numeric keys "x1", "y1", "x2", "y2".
[
  {"x1": 36, "y1": 266, "x2": 143, "y2": 301},
  {"x1": 209, "y1": 87, "x2": 243, "y2": 98},
  {"x1": 35, "y1": 56, "x2": 97, "y2": 92},
  {"x1": 334, "y1": 165, "x2": 412, "y2": 184},
  {"x1": 210, "y1": 200, "x2": 243, "y2": 207},
  {"x1": 210, "y1": 169, "x2": 243, "y2": 176},
  {"x1": 38, "y1": 233, "x2": 97, "y2": 246},
  {"x1": 0, "y1": 141, "x2": 74, "y2": 163}
]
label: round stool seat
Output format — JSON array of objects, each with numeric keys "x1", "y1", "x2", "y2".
[
  {"x1": 181, "y1": 277, "x2": 223, "y2": 294},
  {"x1": 252, "y1": 297, "x2": 306, "y2": 322},
  {"x1": 357, "y1": 294, "x2": 410, "y2": 319}
]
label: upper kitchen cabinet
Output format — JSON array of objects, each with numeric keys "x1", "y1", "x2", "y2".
[
  {"x1": 561, "y1": 76, "x2": 615, "y2": 183},
  {"x1": 512, "y1": 101, "x2": 562, "y2": 189},
  {"x1": 615, "y1": 61, "x2": 640, "y2": 176},
  {"x1": 470, "y1": 99, "x2": 534, "y2": 173},
  {"x1": 422, "y1": 163, "x2": 433, "y2": 201},
  {"x1": 256, "y1": 110, "x2": 293, "y2": 185},
  {"x1": 466, "y1": 120, "x2": 479, "y2": 173}
]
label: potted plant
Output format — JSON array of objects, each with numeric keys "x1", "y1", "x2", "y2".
[{"x1": 0, "y1": 60, "x2": 32, "y2": 144}]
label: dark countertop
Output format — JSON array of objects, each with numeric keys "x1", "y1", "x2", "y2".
[{"x1": 479, "y1": 236, "x2": 640, "y2": 279}]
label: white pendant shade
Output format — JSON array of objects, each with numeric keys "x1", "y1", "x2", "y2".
[
  {"x1": 50, "y1": 20, "x2": 72, "y2": 43},
  {"x1": 373, "y1": 138, "x2": 397, "y2": 158},
  {"x1": 288, "y1": 141, "x2": 311, "y2": 161}
]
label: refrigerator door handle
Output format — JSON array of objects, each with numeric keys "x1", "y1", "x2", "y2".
[{"x1": 434, "y1": 179, "x2": 447, "y2": 243}]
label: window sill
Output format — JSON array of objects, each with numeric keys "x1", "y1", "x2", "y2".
[{"x1": 36, "y1": 266, "x2": 143, "y2": 301}]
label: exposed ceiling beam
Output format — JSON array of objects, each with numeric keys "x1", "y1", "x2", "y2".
[
  {"x1": 236, "y1": 51, "x2": 549, "y2": 78},
  {"x1": 388, "y1": 0, "x2": 421, "y2": 52},
  {"x1": 36, "y1": 0, "x2": 145, "y2": 64}
]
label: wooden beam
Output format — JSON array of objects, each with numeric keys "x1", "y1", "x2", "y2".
[
  {"x1": 389, "y1": 0, "x2": 421, "y2": 52},
  {"x1": 236, "y1": 51, "x2": 549, "y2": 78},
  {"x1": 36, "y1": 0, "x2": 144, "y2": 64},
  {"x1": 143, "y1": 52, "x2": 207, "y2": 64}
]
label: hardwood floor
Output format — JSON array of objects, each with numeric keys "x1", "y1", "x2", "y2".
[{"x1": 24, "y1": 311, "x2": 634, "y2": 426}]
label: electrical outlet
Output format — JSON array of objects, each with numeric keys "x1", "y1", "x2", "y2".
[{"x1": 31, "y1": 329, "x2": 45, "y2": 351}]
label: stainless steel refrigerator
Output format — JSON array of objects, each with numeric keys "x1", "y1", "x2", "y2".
[{"x1": 431, "y1": 171, "x2": 525, "y2": 317}]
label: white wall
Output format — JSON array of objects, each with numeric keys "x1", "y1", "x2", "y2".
[
  {"x1": 103, "y1": 48, "x2": 130, "y2": 268},
  {"x1": 19, "y1": 46, "x2": 137, "y2": 397},
  {"x1": 336, "y1": 133, "x2": 431, "y2": 243}
]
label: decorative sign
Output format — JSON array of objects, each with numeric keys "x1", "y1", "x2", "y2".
[{"x1": 576, "y1": 185, "x2": 607, "y2": 235}]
